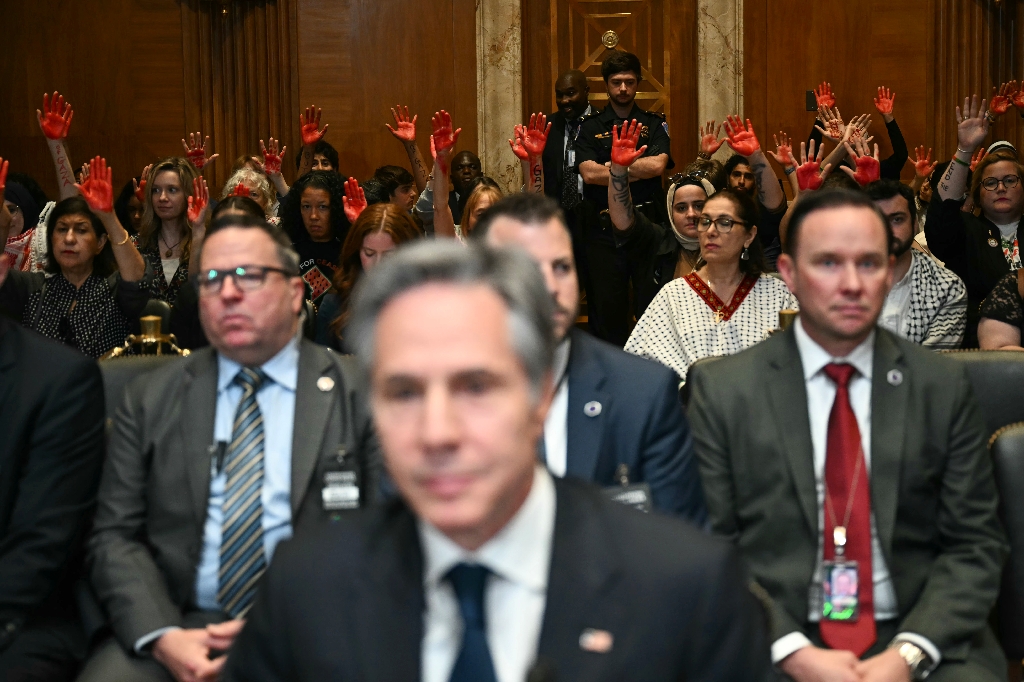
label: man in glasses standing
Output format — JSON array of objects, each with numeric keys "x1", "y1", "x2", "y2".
[{"x1": 80, "y1": 214, "x2": 381, "y2": 682}]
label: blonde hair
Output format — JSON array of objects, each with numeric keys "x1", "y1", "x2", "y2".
[
  {"x1": 221, "y1": 167, "x2": 275, "y2": 216},
  {"x1": 462, "y1": 183, "x2": 504, "y2": 235},
  {"x1": 139, "y1": 158, "x2": 199, "y2": 260}
]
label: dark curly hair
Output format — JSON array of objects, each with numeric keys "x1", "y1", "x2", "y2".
[
  {"x1": 45, "y1": 197, "x2": 116, "y2": 278},
  {"x1": 279, "y1": 170, "x2": 350, "y2": 245}
]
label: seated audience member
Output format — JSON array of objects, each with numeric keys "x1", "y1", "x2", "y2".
[
  {"x1": 280, "y1": 170, "x2": 349, "y2": 307},
  {"x1": 80, "y1": 213, "x2": 380, "y2": 682},
  {"x1": 688, "y1": 189, "x2": 1007, "y2": 681},
  {"x1": 429, "y1": 112, "x2": 502, "y2": 242},
  {"x1": 624, "y1": 188, "x2": 797, "y2": 380},
  {"x1": 315, "y1": 202, "x2": 422, "y2": 350},
  {"x1": 866, "y1": 180, "x2": 967, "y2": 348},
  {"x1": 222, "y1": 167, "x2": 277, "y2": 220},
  {"x1": 509, "y1": 112, "x2": 551, "y2": 196},
  {"x1": 295, "y1": 105, "x2": 342, "y2": 177},
  {"x1": 374, "y1": 164, "x2": 419, "y2": 213},
  {"x1": 169, "y1": 195, "x2": 268, "y2": 350},
  {"x1": 250, "y1": 137, "x2": 289, "y2": 199},
  {"x1": 2, "y1": 180, "x2": 44, "y2": 271},
  {"x1": 114, "y1": 177, "x2": 144, "y2": 236},
  {"x1": 415, "y1": 146, "x2": 483, "y2": 231},
  {"x1": 477, "y1": 194, "x2": 708, "y2": 521},
  {"x1": 0, "y1": 158, "x2": 152, "y2": 358},
  {"x1": 224, "y1": 240, "x2": 771, "y2": 681},
  {"x1": 0, "y1": 314, "x2": 105, "y2": 681},
  {"x1": 703, "y1": 117, "x2": 787, "y2": 269},
  {"x1": 137, "y1": 158, "x2": 205, "y2": 305},
  {"x1": 926, "y1": 95, "x2": 1023, "y2": 346},
  {"x1": 978, "y1": 270, "x2": 1024, "y2": 349},
  {"x1": 609, "y1": 121, "x2": 713, "y2": 315}
]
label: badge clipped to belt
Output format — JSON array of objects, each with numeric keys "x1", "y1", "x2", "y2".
[
  {"x1": 322, "y1": 447, "x2": 360, "y2": 517},
  {"x1": 821, "y1": 455, "x2": 863, "y2": 622}
]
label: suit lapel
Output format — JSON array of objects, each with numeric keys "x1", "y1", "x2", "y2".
[
  {"x1": 357, "y1": 502, "x2": 424, "y2": 679},
  {"x1": 290, "y1": 340, "x2": 335, "y2": 515},
  {"x1": 537, "y1": 480, "x2": 623, "y2": 672},
  {"x1": 869, "y1": 332, "x2": 907, "y2": 559},
  {"x1": 565, "y1": 331, "x2": 609, "y2": 481},
  {"x1": 766, "y1": 329, "x2": 818, "y2": 537},
  {"x1": 180, "y1": 350, "x2": 218, "y2": 528},
  {"x1": 0, "y1": 321, "x2": 20, "y2": 476}
]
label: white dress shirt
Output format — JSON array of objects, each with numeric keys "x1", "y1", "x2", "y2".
[
  {"x1": 542, "y1": 339, "x2": 572, "y2": 477},
  {"x1": 772, "y1": 321, "x2": 940, "y2": 666},
  {"x1": 419, "y1": 465, "x2": 555, "y2": 682}
]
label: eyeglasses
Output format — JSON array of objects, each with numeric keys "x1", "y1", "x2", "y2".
[
  {"x1": 697, "y1": 215, "x2": 747, "y2": 233},
  {"x1": 981, "y1": 175, "x2": 1020, "y2": 191},
  {"x1": 195, "y1": 265, "x2": 294, "y2": 295}
]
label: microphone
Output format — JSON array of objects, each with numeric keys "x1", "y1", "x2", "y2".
[{"x1": 525, "y1": 659, "x2": 558, "y2": 682}]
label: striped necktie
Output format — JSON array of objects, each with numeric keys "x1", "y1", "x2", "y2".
[{"x1": 218, "y1": 367, "x2": 270, "y2": 618}]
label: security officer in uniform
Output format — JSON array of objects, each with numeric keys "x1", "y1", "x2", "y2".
[{"x1": 576, "y1": 51, "x2": 673, "y2": 346}]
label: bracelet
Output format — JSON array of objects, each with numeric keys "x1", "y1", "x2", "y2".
[
  {"x1": 952, "y1": 156, "x2": 970, "y2": 167},
  {"x1": 697, "y1": 151, "x2": 711, "y2": 160},
  {"x1": 115, "y1": 231, "x2": 131, "y2": 246},
  {"x1": 783, "y1": 166, "x2": 796, "y2": 175}
]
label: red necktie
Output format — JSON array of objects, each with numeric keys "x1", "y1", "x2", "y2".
[{"x1": 819, "y1": 363, "x2": 876, "y2": 656}]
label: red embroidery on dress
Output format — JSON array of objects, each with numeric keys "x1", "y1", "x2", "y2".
[{"x1": 683, "y1": 272, "x2": 757, "y2": 322}]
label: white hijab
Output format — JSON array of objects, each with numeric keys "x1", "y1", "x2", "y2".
[{"x1": 665, "y1": 177, "x2": 715, "y2": 250}]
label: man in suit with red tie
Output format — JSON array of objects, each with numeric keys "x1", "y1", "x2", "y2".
[{"x1": 688, "y1": 189, "x2": 1007, "y2": 681}]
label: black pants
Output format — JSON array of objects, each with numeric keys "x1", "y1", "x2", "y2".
[{"x1": 0, "y1": 620, "x2": 85, "y2": 682}]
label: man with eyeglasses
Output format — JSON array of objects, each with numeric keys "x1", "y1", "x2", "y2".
[{"x1": 80, "y1": 213, "x2": 381, "y2": 682}]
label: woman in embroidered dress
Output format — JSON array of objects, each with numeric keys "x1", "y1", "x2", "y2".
[
  {"x1": 0, "y1": 157, "x2": 154, "y2": 358},
  {"x1": 624, "y1": 187, "x2": 797, "y2": 379}
]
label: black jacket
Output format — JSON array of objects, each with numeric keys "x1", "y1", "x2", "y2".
[
  {"x1": 0, "y1": 317, "x2": 105, "y2": 652},
  {"x1": 224, "y1": 477, "x2": 770, "y2": 682}
]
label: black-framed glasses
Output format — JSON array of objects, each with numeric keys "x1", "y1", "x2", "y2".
[
  {"x1": 981, "y1": 175, "x2": 1020, "y2": 191},
  {"x1": 697, "y1": 215, "x2": 747, "y2": 233},
  {"x1": 195, "y1": 265, "x2": 294, "y2": 295}
]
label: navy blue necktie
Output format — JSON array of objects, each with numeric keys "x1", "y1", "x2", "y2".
[{"x1": 447, "y1": 563, "x2": 497, "y2": 682}]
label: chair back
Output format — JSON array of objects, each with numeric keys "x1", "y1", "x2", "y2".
[
  {"x1": 990, "y1": 422, "x2": 1024, "y2": 659},
  {"x1": 98, "y1": 355, "x2": 183, "y2": 423},
  {"x1": 303, "y1": 299, "x2": 316, "y2": 340},
  {"x1": 942, "y1": 350, "x2": 1024, "y2": 438}
]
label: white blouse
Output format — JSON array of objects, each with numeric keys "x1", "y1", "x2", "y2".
[{"x1": 624, "y1": 273, "x2": 798, "y2": 379}]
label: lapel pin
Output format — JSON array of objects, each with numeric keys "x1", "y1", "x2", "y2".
[
  {"x1": 988, "y1": 238, "x2": 999, "y2": 248},
  {"x1": 886, "y1": 369, "x2": 903, "y2": 386},
  {"x1": 583, "y1": 401, "x2": 602, "y2": 417},
  {"x1": 317, "y1": 376, "x2": 335, "y2": 392},
  {"x1": 579, "y1": 628, "x2": 614, "y2": 653}
]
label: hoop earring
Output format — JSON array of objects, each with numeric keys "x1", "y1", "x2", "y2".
[{"x1": 740, "y1": 246, "x2": 750, "y2": 261}]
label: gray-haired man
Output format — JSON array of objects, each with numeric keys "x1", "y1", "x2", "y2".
[{"x1": 225, "y1": 240, "x2": 770, "y2": 682}]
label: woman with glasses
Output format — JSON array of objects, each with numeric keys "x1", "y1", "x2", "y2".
[
  {"x1": 926, "y1": 95, "x2": 1024, "y2": 346},
  {"x1": 0, "y1": 157, "x2": 152, "y2": 358},
  {"x1": 623, "y1": 188, "x2": 797, "y2": 380}
]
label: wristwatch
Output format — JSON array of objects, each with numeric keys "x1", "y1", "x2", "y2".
[{"x1": 889, "y1": 640, "x2": 932, "y2": 680}]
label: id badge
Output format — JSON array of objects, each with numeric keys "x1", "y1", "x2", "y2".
[
  {"x1": 322, "y1": 448, "x2": 360, "y2": 514},
  {"x1": 601, "y1": 483, "x2": 653, "y2": 513},
  {"x1": 821, "y1": 560, "x2": 860, "y2": 622}
]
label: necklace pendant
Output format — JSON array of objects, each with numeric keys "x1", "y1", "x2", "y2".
[
  {"x1": 713, "y1": 310, "x2": 724, "y2": 324},
  {"x1": 833, "y1": 526, "x2": 847, "y2": 550},
  {"x1": 165, "y1": 249, "x2": 173, "y2": 257}
]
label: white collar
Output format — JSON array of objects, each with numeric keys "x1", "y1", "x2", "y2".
[
  {"x1": 794, "y1": 319, "x2": 874, "y2": 383},
  {"x1": 419, "y1": 465, "x2": 555, "y2": 593},
  {"x1": 552, "y1": 337, "x2": 571, "y2": 387},
  {"x1": 217, "y1": 335, "x2": 300, "y2": 393}
]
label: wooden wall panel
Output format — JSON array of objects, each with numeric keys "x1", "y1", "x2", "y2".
[
  {"x1": 745, "y1": 0, "x2": 930, "y2": 191},
  {"x1": 522, "y1": 0, "x2": 698, "y2": 172},
  {"x1": 295, "y1": 0, "x2": 478, "y2": 183},
  {"x1": 0, "y1": 0, "x2": 186, "y2": 201},
  {"x1": 181, "y1": 0, "x2": 301, "y2": 191},
  {"x1": 931, "y1": 0, "x2": 1022, "y2": 161}
]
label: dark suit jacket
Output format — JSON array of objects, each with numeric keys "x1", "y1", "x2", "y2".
[
  {"x1": 224, "y1": 477, "x2": 771, "y2": 682},
  {"x1": 87, "y1": 339, "x2": 382, "y2": 651},
  {"x1": 541, "y1": 110, "x2": 571, "y2": 201},
  {"x1": 564, "y1": 328, "x2": 706, "y2": 523},
  {"x1": 687, "y1": 327, "x2": 1007, "y2": 662},
  {"x1": 0, "y1": 317, "x2": 105, "y2": 652}
]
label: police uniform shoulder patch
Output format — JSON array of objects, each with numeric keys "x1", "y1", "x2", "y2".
[{"x1": 662, "y1": 121, "x2": 670, "y2": 136}]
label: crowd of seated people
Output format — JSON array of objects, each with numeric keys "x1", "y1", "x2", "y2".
[{"x1": 2, "y1": 52, "x2": 1024, "y2": 682}]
